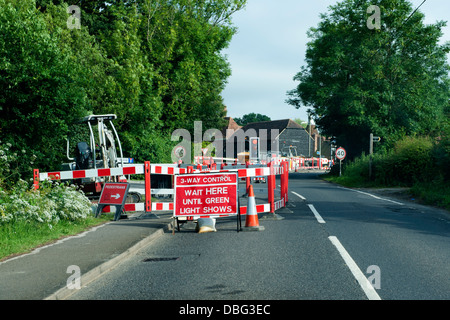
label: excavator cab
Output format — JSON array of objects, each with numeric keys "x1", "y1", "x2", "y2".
[
  {"x1": 64, "y1": 114, "x2": 126, "y2": 196},
  {"x1": 75, "y1": 141, "x2": 93, "y2": 170}
]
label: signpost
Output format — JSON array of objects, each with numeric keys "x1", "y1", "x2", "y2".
[
  {"x1": 369, "y1": 133, "x2": 381, "y2": 179},
  {"x1": 174, "y1": 172, "x2": 240, "y2": 231},
  {"x1": 96, "y1": 182, "x2": 130, "y2": 221},
  {"x1": 335, "y1": 147, "x2": 346, "y2": 177}
]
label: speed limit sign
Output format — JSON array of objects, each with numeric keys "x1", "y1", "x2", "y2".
[{"x1": 336, "y1": 147, "x2": 346, "y2": 160}]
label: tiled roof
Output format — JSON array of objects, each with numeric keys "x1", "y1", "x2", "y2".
[{"x1": 239, "y1": 119, "x2": 303, "y2": 132}]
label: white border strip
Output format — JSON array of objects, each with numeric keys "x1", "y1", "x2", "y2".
[
  {"x1": 308, "y1": 204, "x2": 325, "y2": 224},
  {"x1": 328, "y1": 236, "x2": 381, "y2": 300},
  {"x1": 337, "y1": 187, "x2": 404, "y2": 206},
  {"x1": 291, "y1": 191, "x2": 306, "y2": 201}
]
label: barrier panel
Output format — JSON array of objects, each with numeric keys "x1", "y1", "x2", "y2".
[
  {"x1": 287, "y1": 157, "x2": 331, "y2": 171},
  {"x1": 197, "y1": 155, "x2": 332, "y2": 172},
  {"x1": 173, "y1": 171, "x2": 241, "y2": 231},
  {"x1": 34, "y1": 161, "x2": 158, "y2": 220},
  {"x1": 33, "y1": 158, "x2": 291, "y2": 226}
]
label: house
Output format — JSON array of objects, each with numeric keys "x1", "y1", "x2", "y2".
[
  {"x1": 221, "y1": 117, "x2": 242, "y2": 139},
  {"x1": 224, "y1": 119, "x2": 315, "y2": 159},
  {"x1": 305, "y1": 123, "x2": 332, "y2": 159}
]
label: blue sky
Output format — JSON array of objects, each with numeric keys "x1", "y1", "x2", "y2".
[{"x1": 222, "y1": 0, "x2": 450, "y2": 123}]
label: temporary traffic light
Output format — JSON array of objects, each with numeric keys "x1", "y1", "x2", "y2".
[{"x1": 250, "y1": 137, "x2": 259, "y2": 160}]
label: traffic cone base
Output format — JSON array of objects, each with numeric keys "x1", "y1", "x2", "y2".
[
  {"x1": 242, "y1": 224, "x2": 265, "y2": 232},
  {"x1": 242, "y1": 185, "x2": 264, "y2": 232}
]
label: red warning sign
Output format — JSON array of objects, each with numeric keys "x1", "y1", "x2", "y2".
[
  {"x1": 174, "y1": 173, "x2": 238, "y2": 217},
  {"x1": 99, "y1": 183, "x2": 129, "y2": 205}
]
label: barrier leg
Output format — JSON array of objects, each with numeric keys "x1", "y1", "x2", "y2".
[
  {"x1": 267, "y1": 163, "x2": 274, "y2": 213},
  {"x1": 33, "y1": 169, "x2": 39, "y2": 190},
  {"x1": 145, "y1": 161, "x2": 152, "y2": 213},
  {"x1": 282, "y1": 161, "x2": 288, "y2": 205},
  {"x1": 284, "y1": 161, "x2": 289, "y2": 205},
  {"x1": 145, "y1": 161, "x2": 159, "y2": 219},
  {"x1": 281, "y1": 162, "x2": 286, "y2": 204},
  {"x1": 246, "y1": 161, "x2": 250, "y2": 194},
  {"x1": 262, "y1": 162, "x2": 284, "y2": 221}
]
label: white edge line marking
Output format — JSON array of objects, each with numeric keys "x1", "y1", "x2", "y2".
[
  {"x1": 308, "y1": 204, "x2": 326, "y2": 224},
  {"x1": 328, "y1": 236, "x2": 381, "y2": 300},
  {"x1": 291, "y1": 191, "x2": 306, "y2": 201},
  {"x1": 337, "y1": 187, "x2": 404, "y2": 206}
]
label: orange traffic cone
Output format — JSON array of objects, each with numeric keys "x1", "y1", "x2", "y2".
[{"x1": 242, "y1": 185, "x2": 265, "y2": 231}]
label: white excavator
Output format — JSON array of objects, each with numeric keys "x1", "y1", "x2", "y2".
[{"x1": 64, "y1": 114, "x2": 136, "y2": 200}]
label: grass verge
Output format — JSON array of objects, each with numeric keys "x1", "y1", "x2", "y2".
[
  {"x1": 0, "y1": 214, "x2": 112, "y2": 262},
  {"x1": 410, "y1": 181, "x2": 450, "y2": 210}
]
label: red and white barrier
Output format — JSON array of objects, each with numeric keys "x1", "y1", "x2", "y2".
[
  {"x1": 38, "y1": 166, "x2": 144, "y2": 181},
  {"x1": 274, "y1": 198, "x2": 285, "y2": 211},
  {"x1": 33, "y1": 158, "x2": 290, "y2": 219},
  {"x1": 287, "y1": 157, "x2": 332, "y2": 171},
  {"x1": 102, "y1": 202, "x2": 174, "y2": 213}
]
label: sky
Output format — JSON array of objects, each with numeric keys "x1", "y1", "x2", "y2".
[{"x1": 221, "y1": 0, "x2": 450, "y2": 124}]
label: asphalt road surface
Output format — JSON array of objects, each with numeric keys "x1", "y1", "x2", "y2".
[{"x1": 69, "y1": 172, "x2": 450, "y2": 301}]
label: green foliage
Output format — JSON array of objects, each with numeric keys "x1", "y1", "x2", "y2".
[
  {"x1": 331, "y1": 136, "x2": 438, "y2": 186},
  {"x1": 410, "y1": 180, "x2": 450, "y2": 210},
  {"x1": 0, "y1": 0, "x2": 245, "y2": 181},
  {"x1": 234, "y1": 113, "x2": 272, "y2": 126},
  {"x1": 0, "y1": 0, "x2": 91, "y2": 177},
  {"x1": 293, "y1": 118, "x2": 308, "y2": 128},
  {"x1": 432, "y1": 113, "x2": 450, "y2": 181},
  {"x1": 371, "y1": 136, "x2": 434, "y2": 185},
  {"x1": 0, "y1": 179, "x2": 92, "y2": 226},
  {"x1": 0, "y1": 0, "x2": 245, "y2": 259},
  {"x1": 287, "y1": 0, "x2": 450, "y2": 159},
  {"x1": 325, "y1": 135, "x2": 450, "y2": 209}
]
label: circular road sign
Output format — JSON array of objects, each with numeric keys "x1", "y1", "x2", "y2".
[
  {"x1": 336, "y1": 147, "x2": 347, "y2": 160},
  {"x1": 173, "y1": 146, "x2": 186, "y2": 159}
]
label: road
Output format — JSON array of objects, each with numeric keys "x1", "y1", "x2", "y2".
[{"x1": 69, "y1": 172, "x2": 450, "y2": 301}]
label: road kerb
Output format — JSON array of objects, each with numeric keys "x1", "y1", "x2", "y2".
[{"x1": 45, "y1": 222, "x2": 172, "y2": 300}]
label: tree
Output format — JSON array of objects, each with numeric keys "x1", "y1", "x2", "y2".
[
  {"x1": 286, "y1": 0, "x2": 450, "y2": 159},
  {"x1": 234, "y1": 113, "x2": 271, "y2": 126},
  {"x1": 0, "y1": 0, "x2": 91, "y2": 177},
  {"x1": 0, "y1": 0, "x2": 246, "y2": 181},
  {"x1": 293, "y1": 118, "x2": 308, "y2": 128},
  {"x1": 140, "y1": 0, "x2": 245, "y2": 134},
  {"x1": 76, "y1": 0, "x2": 244, "y2": 158}
]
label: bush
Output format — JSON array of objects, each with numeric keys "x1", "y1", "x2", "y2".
[
  {"x1": 383, "y1": 136, "x2": 435, "y2": 185},
  {"x1": 325, "y1": 135, "x2": 450, "y2": 210},
  {"x1": 330, "y1": 136, "x2": 442, "y2": 187},
  {"x1": 340, "y1": 153, "x2": 374, "y2": 186},
  {"x1": 0, "y1": 180, "x2": 92, "y2": 228},
  {"x1": 0, "y1": 1, "x2": 91, "y2": 181},
  {"x1": 410, "y1": 179, "x2": 450, "y2": 210},
  {"x1": 431, "y1": 122, "x2": 450, "y2": 181}
]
